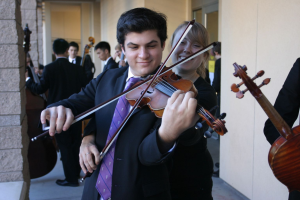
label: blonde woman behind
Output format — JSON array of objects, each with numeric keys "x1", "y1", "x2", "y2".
[{"x1": 169, "y1": 21, "x2": 217, "y2": 200}]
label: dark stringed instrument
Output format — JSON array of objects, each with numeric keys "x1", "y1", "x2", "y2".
[
  {"x1": 80, "y1": 37, "x2": 95, "y2": 134},
  {"x1": 24, "y1": 24, "x2": 57, "y2": 179},
  {"x1": 80, "y1": 36, "x2": 95, "y2": 66},
  {"x1": 231, "y1": 63, "x2": 300, "y2": 192}
]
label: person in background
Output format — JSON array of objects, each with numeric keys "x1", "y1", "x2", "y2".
[
  {"x1": 264, "y1": 58, "x2": 300, "y2": 200},
  {"x1": 68, "y1": 41, "x2": 82, "y2": 65},
  {"x1": 113, "y1": 43, "x2": 128, "y2": 67},
  {"x1": 34, "y1": 63, "x2": 44, "y2": 78},
  {"x1": 26, "y1": 38, "x2": 88, "y2": 187},
  {"x1": 169, "y1": 21, "x2": 217, "y2": 200},
  {"x1": 95, "y1": 41, "x2": 118, "y2": 71}
]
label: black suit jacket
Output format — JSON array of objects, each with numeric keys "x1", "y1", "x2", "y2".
[
  {"x1": 264, "y1": 58, "x2": 300, "y2": 144},
  {"x1": 212, "y1": 58, "x2": 221, "y2": 93},
  {"x1": 26, "y1": 58, "x2": 87, "y2": 106},
  {"x1": 103, "y1": 57, "x2": 118, "y2": 71},
  {"x1": 49, "y1": 66, "x2": 173, "y2": 200}
]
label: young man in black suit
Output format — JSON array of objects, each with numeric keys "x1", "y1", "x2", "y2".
[
  {"x1": 95, "y1": 41, "x2": 118, "y2": 71},
  {"x1": 68, "y1": 41, "x2": 82, "y2": 65},
  {"x1": 26, "y1": 38, "x2": 87, "y2": 186},
  {"x1": 264, "y1": 58, "x2": 300, "y2": 200},
  {"x1": 40, "y1": 8, "x2": 200, "y2": 200}
]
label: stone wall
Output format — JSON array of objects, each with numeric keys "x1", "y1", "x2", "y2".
[{"x1": 0, "y1": 0, "x2": 30, "y2": 199}]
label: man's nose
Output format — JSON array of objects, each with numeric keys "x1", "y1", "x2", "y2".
[{"x1": 138, "y1": 47, "x2": 150, "y2": 59}]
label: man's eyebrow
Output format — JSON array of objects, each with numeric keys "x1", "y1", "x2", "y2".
[{"x1": 126, "y1": 40, "x2": 159, "y2": 46}]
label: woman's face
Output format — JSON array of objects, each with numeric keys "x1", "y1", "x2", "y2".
[{"x1": 171, "y1": 28, "x2": 205, "y2": 73}]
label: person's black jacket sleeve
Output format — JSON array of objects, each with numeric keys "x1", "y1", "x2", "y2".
[
  {"x1": 264, "y1": 58, "x2": 300, "y2": 144},
  {"x1": 26, "y1": 64, "x2": 50, "y2": 94}
]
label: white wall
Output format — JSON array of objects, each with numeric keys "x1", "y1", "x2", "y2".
[{"x1": 221, "y1": 0, "x2": 300, "y2": 199}]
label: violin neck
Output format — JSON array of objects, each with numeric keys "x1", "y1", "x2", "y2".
[{"x1": 256, "y1": 93, "x2": 293, "y2": 140}]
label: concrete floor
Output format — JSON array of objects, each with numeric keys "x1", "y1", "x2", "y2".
[{"x1": 29, "y1": 137, "x2": 249, "y2": 200}]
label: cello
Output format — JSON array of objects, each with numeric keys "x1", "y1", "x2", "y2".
[
  {"x1": 24, "y1": 24, "x2": 57, "y2": 179},
  {"x1": 80, "y1": 37, "x2": 95, "y2": 133},
  {"x1": 231, "y1": 63, "x2": 300, "y2": 192}
]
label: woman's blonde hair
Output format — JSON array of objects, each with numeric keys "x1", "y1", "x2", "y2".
[{"x1": 171, "y1": 21, "x2": 209, "y2": 79}]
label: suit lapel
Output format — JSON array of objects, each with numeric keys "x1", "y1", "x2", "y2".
[{"x1": 113, "y1": 67, "x2": 143, "y2": 117}]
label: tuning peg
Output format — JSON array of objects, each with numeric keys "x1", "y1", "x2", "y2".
[
  {"x1": 258, "y1": 78, "x2": 271, "y2": 88},
  {"x1": 231, "y1": 81, "x2": 244, "y2": 92},
  {"x1": 204, "y1": 129, "x2": 213, "y2": 138},
  {"x1": 236, "y1": 78, "x2": 270, "y2": 99},
  {"x1": 236, "y1": 88, "x2": 248, "y2": 99}
]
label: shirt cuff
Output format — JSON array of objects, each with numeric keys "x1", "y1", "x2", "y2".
[
  {"x1": 26, "y1": 77, "x2": 30, "y2": 82},
  {"x1": 168, "y1": 142, "x2": 176, "y2": 153}
]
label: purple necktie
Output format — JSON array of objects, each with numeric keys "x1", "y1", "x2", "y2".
[{"x1": 96, "y1": 77, "x2": 140, "y2": 200}]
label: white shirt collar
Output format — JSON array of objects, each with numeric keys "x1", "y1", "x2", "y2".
[
  {"x1": 104, "y1": 57, "x2": 112, "y2": 65},
  {"x1": 68, "y1": 56, "x2": 76, "y2": 63},
  {"x1": 126, "y1": 67, "x2": 141, "y2": 82}
]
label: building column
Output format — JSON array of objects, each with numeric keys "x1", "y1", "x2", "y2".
[{"x1": 0, "y1": 0, "x2": 30, "y2": 199}]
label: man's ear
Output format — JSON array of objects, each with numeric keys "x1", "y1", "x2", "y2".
[{"x1": 105, "y1": 49, "x2": 109, "y2": 55}]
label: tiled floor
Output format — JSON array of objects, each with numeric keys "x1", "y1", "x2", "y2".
[{"x1": 29, "y1": 137, "x2": 248, "y2": 200}]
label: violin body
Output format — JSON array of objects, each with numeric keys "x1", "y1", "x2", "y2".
[
  {"x1": 126, "y1": 70, "x2": 197, "y2": 117},
  {"x1": 269, "y1": 126, "x2": 300, "y2": 192}
]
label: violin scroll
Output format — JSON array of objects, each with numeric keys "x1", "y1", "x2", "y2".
[{"x1": 231, "y1": 63, "x2": 270, "y2": 99}]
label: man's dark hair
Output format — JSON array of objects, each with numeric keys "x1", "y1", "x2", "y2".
[
  {"x1": 213, "y1": 42, "x2": 221, "y2": 55},
  {"x1": 53, "y1": 38, "x2": 69, "y2": 55},
  {"x1": 94, "y1": 41, "x2": 111, "y2": 54},
  {"x1": 39, "y1": 63, "x2": 44, "y2": 70},
  {"x1": 117, "y1": 8, "x2": 167, "y2": 47},
  {"x1": 69, "y1": 41, "x2": 79, "y2": 50}
]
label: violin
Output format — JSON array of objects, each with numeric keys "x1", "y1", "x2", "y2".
[
  {"x1": 126, "y1": 69, "x2": 227, "y2": 137},
  {"x1": 80, "y1": 36, "x2": 95, "y2": 66},
  {"x1": 231, "y1": 63, "x2": 300, "y2": 192}
]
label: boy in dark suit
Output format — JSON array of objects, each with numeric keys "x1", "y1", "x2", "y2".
[
  {"x1": 26, "y1": 38, "x2": 87, "y2": 186},
  {"x1": 40, "y1": 8, "x2": 200, "y2": 200},
  {"x1": 95, "y1": 41, "x2": 118, "y2": 71},
  {"x1": 68, "y1": 41, "x2": 82, "y2": 65}
]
